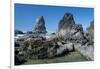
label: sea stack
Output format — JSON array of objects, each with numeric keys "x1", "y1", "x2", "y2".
[
  {"x1": 87, "y1": 20, "x2": 94, "y2": 38},
  {"x1": 33, "y1": 16, "x2": 47, "y2": 35},
  {"x1": 58, "y1": 13, "x2": 83, "y2": 39}
]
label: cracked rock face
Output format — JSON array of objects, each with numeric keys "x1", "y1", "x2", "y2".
[{"x1": 33, "y1": 16, "x2": 47, "y2": 35}]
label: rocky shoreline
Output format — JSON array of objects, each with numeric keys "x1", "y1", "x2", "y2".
[{"x1": 15, "y1": 13, "x2": 94, "y2": 65}]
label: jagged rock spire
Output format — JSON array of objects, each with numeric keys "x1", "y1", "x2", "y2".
[
  {"x1": 33, "y1": 16, "x2": 47, "y2": 35},
  {"x1": 58, "y1": 13, "x2": 75, "y2": 31},
  {"x1": 58, "y1": 13, "x2": 83, "y2": 36}
]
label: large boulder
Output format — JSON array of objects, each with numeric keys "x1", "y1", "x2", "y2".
[
  {"x1": 22, "y1": 38, "x2": 58, "y2": 59},
  {"x1": 22, "y1": 37, "x2": 75, "y2": 59},
  {"x1": 57, "y1": 42, "x2": 75, "y2": 55},
  {"x1": 15, "y1": 49, "x2": 26, "y2": 65}
]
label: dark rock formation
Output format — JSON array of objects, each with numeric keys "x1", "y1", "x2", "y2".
[
  {"x1": 58, "y1": 13, "x2": 75, "y2": 31},
  {"x1": 33, "y1": 16, "x2": 47, "y2": 35},
  {"x1": 87, "y1": 20, "x2": 94, "y2": 32},
  {"x1": 58, "y1": 13, "x2": 94, "y2": 60},
  {"x1": 73, "y1": 20, "x2": 94, "y2": 60},
  {"x1": 58, "y1": 13, "x2": 84, "y2": 40},
  {"x1": 21, "y1": 37, "x2": 75, "y2": 59},
  {"x1": 23, "y1": 38, "x2": 57, "y2": 59},
  {"x1": 26, "y1": 31, "x2": 33, "y2": 34},
  {"x1": 15, "y1": 29, "x2": 24, "y2": 35},
  {"x1": 87, "y1": 20, "x2": 94, "y2": 38},
  {"x1": 15, "y1": 48, "x2": 26, "y2": 65}
]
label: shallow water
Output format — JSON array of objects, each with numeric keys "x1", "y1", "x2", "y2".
[{"x1": 23, "y1": 51, "x2": 89, "y2": 65}]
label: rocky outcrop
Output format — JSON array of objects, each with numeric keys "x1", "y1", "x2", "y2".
[
  {"x1": 21, "y1": 37, "x2": 75, "y2": 59},
  {"x1": 58, "y1": 13, "x2": 83, "y2": 40},
  {"x1": 87, "y1": 20, "x2": 94, "y2": 32},
  {"x1": 58, "y1": 13, "x2": 94, "y2": 60},
  {"x1": 15, "y1": 29, "x2": 24, "y2": 35},
  {"x1": 15, "y1": 49, "x2": 26, "y2": 65},
  {"x1": 15, "y1": 13, "x2": 94, "y2": 65},
  {"x1": 58, "y1": 13, "x2": 75, "y2": 30},
  {"x1": 77, "y1": 44, "x2": 94, "y2": 60},
  {"x1": 87, "y1": 20, "x2": 94, "y2": 39},
  {"x1": 79, "y1": 20, "x2": 94, "y2": 60},
  {"x1": 33, "y1": 16, "x2": 47, "y2": 35}
]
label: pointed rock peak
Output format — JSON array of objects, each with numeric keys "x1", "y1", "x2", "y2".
[
  {"x1": 63, "y1": 13, "x2": 74, "y2": 21},
  {"x1": 87, "y1": 20, "x2": 94, "y2": 31},
  {"x1": 90, "y1": 20, "x2": 94, "y2": 28},
  {"x1": 37, "y1": 16, "x2": 44, "y2": 20},
  {"x1": 36, "y1": 16, "x2": 45, "y2": 24},
  {"x1": 33, "y1": 16, "x2": 47, "y2": 35},
  {"x1": 58, "y1": 12, "x2": 84, "y2": 37},
  {"x1": 86, "y1": 20, "x2": 94, "y2": 39},
  {"x1": 58, "y1": 13, "x2": 75, "y2": 31}
]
